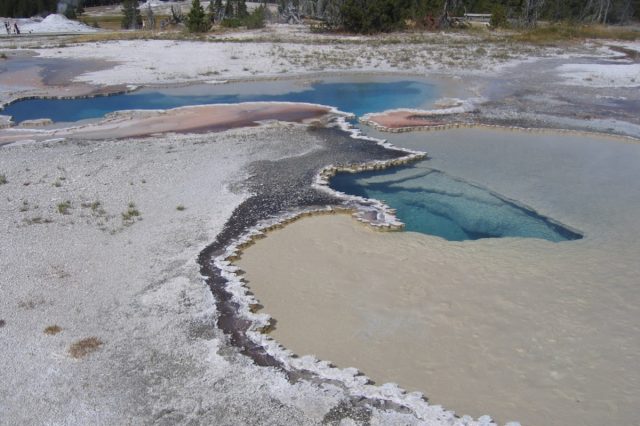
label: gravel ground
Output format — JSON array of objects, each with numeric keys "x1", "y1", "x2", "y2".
[{"x1": 0, "y1": 125, "x2": 388, "y2": 425}]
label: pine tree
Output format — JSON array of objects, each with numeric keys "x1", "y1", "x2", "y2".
[
  {"x1": 236, "y1": 0, "x2": 249, "y2": 18},
  {"x1": 186, "y1": 0, "x2": 209, "y2": 32},
  {"x1": 121, "y1": 0, "x2": 142, "y2": 29},
  {"x1": 224, "y1": 0, "x2": 234, "y2": 18}
]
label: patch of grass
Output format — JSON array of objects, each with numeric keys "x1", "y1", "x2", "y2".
[
  {"x1": 18, "y1": 298, "x2": 46, "y2": 310},
  {"x1": 81, "y1": 200, "x2": 101, "y2": 210},
  {"x1": 53, "y1": 179, "x2": 62, "y2": 187},
  {"x1": 176, "y1": 204, "x2": 186, "y2": 211},
  {"x1": 68, "y1": 337, "x2": 103, "y2": 358},
  {"x1": 19, "y1": 201, "x2": 29, "y2": 212},
  {"x1": 44, "y1": 325, "x2": 62, "y2": 335},
  {"x1": 0, "y1": 174, "x2": 7, "y2": 185},
  {"x1": 0, "y1": 319, "x2": 5, "y2": 328},
  {"x1": 511, "y1": 23, "x2": 640, "y2": 45},
  {"x1": 122, "y1": 202, "x2": 141, "y2": 223},
  {"x1": 79, "y1": 15, "x2": 124, "y2": 31},
  {"x1": 57, "y1": 200, "x2": 72, "y2": 215},
  {"x1": 23, "y1": 217, "x2": 52, "y2": 225},
  {"x1": 0, "y1": 53, "x2": 7, "y2": 59}
]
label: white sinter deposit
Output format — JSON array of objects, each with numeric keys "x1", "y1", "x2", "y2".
[{"x1": 4, "y1": 14, "x2": 98, "y2": 34}]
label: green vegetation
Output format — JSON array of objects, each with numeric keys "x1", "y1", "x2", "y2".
[
  {"x1": 0, "y1": 0, "x2": 55, "y2": 18},
  {"x1": 219, "y1": 0, "x2": 257, "y2": 28},
  {"x1": 0, "y1": 0, "x2": 84, "y2": 18},
  {"x1": 121, "y1": 202, "x2": 141, "y2": 223},
  {"x1": 121, "y1": 0, "x2": 142, "y2": 29},
  {"x1": 512, "y1": 22, "x2": 640, "y2": 44},
  {"x1": 340, "y1": 0, "x2": 406, "y2": 33},
  {"x1": 0, "y1": 174, "x2": 7, "y2": 185},
  {"x1": 187, "y1": 0, "x2": 210, "y2": 32},
  {"x1": 244, "y1": 5, "x2": 266, "y2": 29},
  {"x1": 23, "y1": 217, "x2": 53, "y2": 225},
  {"x1": 490, "y1": 4, "x2": 508, "y2": 28},
  {"x1": 57, "y1": 201, "x2": 72, "y2": 215},
  {"x1": 301, "y1": 0, "x2": 640, "y2": 33},
  {"x1": 221, "y1": 17, "x2": 243, "y2": 28},
  {"x1": 176, "y1": 204, "x2": 186, "y2": 211}
]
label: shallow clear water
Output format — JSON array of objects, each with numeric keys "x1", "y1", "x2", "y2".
[
  {"x1": 2, "y1": 80, "x2": 437, "y2": 123},
  {"x1": 331, "y1": 164, "x2": 582, "y2": 242}
]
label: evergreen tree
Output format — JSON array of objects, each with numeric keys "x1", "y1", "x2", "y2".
[
  {"x1": 236, "y1": 0, "x2": 249, "y2": 18},
  {"x1": 490, "y1": 3, "x2": 508, "y2": 26},
  {"x1": 121, "y1": 0, "x2": 142, "y2": 29},
  {"x1": 186, "y1": 0, "x2": 209, "y2": 32},
  {"x1": 341, "y1": 0, "x2": 405, "y2": 33},
  {"x1": 224, "y1": 0, "x2": 234, "y2": 18}
]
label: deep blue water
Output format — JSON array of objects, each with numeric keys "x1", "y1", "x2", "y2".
[
  {"x1": 331, "y1": 165, "x2": 582, "y2": 242},
  {"x1": 2, "y1": 80, "x2": 437, "y2": 123}
]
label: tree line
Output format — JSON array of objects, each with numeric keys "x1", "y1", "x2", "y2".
[
  {"x1": 2, "y1": 0, "x2": 638, "y2": 31},
  {"x1": 0, "y1": 0, "x2": 120, "y2": 18},
  {"x1": 295, "y1": 0, "x2": 639, "y2": 32}
]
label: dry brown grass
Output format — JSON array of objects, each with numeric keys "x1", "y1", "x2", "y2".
[
  {"x1": 511, "y1": 23, "x2": 640, "y2": 45},
  {"x1": 44, "y1": 325, "x2": 62, "y2": 335},
  {"x1": 68, "y1": 337, "x2": 103, "y2": 358}
]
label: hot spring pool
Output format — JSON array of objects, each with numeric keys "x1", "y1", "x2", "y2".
[
  {"x1": 2, "y1": 79, "x2": 438, "y2": 123},
  {"x1": 330, "y1": 164, "x2": 582, "y2": 242}
]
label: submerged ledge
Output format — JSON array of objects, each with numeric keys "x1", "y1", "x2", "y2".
[
  {"x1": 0, "y1": 102, "x2": 349, "y2": 146},
  {"x1": 199, "y1": 118, "x2": 498, "y2": 425},
  {"x1": 228, "y1": 124, "x2": 640, "y2": 425}
]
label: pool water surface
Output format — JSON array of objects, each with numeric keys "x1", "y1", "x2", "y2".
[
  {"x1": 2, "y1": 80, "x2": 437, "y2": 123},
  {"x1": 331, "y1": 164, "x2": 582, "y2": 242}
]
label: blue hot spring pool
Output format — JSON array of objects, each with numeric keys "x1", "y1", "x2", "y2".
[
  {"x1": 2, "y1": 80, "x2": 437, "y2": 123},
  {"x1": 330, "y1": 164, "x2": 582, "y2": 242},
  {"x1": 4, "y1": 76, "x2": 581, "y2": 242}
]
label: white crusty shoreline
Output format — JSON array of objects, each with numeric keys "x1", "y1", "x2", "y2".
[
  {"x1": 1, "y1": 123, "x2": 446, "y2": 425},
  {"x1": 236, "y1": 127, "x2": 640, "y2": 426}
]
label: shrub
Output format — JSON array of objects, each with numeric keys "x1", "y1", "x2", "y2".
[
  {"x1": 57, "y1": 201, "x2": 71, "y2": 215},
  {"x1": 121, "y1": 0, "x2": 142, "y2": 29},
  {"x1": 187, "y1": 0, "x2": 210, "y2": 32},
  {"x1": 244, "y1": 5, "x2": 265, "y2": 29},
  {"x1": 0, "y1": 174, "x2": 7, "y2": 184},
  {"x1": 341, "y1": 0, "x2": 405, "y2": 34},
  {"x1": 490, "y1": 5, "x2": 508, "y2": 28},
  {"x1": 122, "y1": 202, "x2": 141, "y2": 223},
  {"x1": 221, "y1": 17, "x2": 242, "y2": 28}
]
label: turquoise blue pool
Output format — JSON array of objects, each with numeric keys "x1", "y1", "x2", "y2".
[
  {"x1": 3, "y1": 76, "x2": 582, "y2": 242},
  {"x1": 2, "y1": 80, "x2": 437, "y2": 123},
  {"x1": 330, "y1": 164, "x2": 582, "y2": 242}
]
